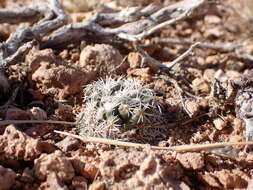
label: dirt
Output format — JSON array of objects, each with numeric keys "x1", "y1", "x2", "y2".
[{"x1": 1, "y1": 0, "x2": 253, "y2": 189}]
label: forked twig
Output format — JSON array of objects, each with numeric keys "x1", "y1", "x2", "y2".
[
  {"x1": 165, "y1": 42, "x2": 200, "y2": 69},
  {"x1": 135, "y1": 44, "x2": 171, "y2": 73},
  {"x1": 136, "y1": 42, "x2": 199, "y2": 74},
  {"x1": 41, "y1": 0, "x2": 209, "y2": 48},
  {"x1": 137, "y1": 42, "x2": 198, "y2": 117},
  {"x1": 0, "y1": 0, "x2": 209, "y2": 68},
  {"x1": 0, "y1": 0, "x2": 68, "y2": 68}
]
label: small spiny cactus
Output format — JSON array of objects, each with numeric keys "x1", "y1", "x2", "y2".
[{"x1": 76, "y1": 77, "x2": 167, "y2": 141}]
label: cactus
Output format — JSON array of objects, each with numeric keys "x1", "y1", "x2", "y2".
[{"x1": 76, "y1": 77, "x2": 166, "y2": 141}]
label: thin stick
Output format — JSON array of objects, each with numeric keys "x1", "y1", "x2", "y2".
[
  {"x1": 117, "y1": 7, "x2": 189, "y2": 42},
  {"x1": 117, "y1": 0, "x2": 206, "y2": 42},
  {"x1": 109, "y1": 55, "x2": 128, "y2": 73},
  {"x1": 54, "y1": 130, "x2": 253, "y2": 152},
  {"x1": 0, "y1": 120, "x2": 76, "y2": 126},
  {"x1": 135, "y1": 44, "x2": 171, "y2": 73},
  {"x1": 150, "y1": 38, "x2": 237, "y2": 52},
  {"x1": 136, "y1": 42, "x2": 199, "y2": 74},
  {"x1": 165, "y1": 42, "x2": 200, "y2": 69}
]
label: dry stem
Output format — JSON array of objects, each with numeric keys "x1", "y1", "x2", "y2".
[
  {"x1": 41, "y1": 0, "x2": 209, "y2": 48},
  {"x1": 136, "y1": 41, "x2": 199, "y2": 117},
  {"x1": 54, "y1": 130, "x2": 253, "y2": 152},
  {"x1": 0, "y1": 0, "x2": 212, "y2": 68},
  {"x1": 0, "y1": 120, "x2": 76, "y2": 126},
  {"x1": 150, "y1": 38, "x2": 238, "y2": 52},
  {"x1": 165, "y1": 42, "x2": 200, "y2": 69}
]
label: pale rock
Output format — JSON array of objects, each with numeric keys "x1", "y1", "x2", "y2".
[
  {"x1": 203, "y1": 69, "x2": 215, "y2": 82},
  {"x1": 34, "y1": 150, "x2": 75, "y2": 182},
  {"x1": 27, "y1": 107, "x2": 47, "y2": 120},
  {"x1": 213, "y1": 118, "x2": 227, "y2": 130},
  {"x1": 176, "y1": 152, "x2": 204, "y2": 170},
  {"x1": 192, "y1": 77, "x2": 210, "y2": 94},
  {"x1": 214, "y1": 69, "x2": 227, "y2": 82},
  {"x1": 204, "y1": 15, "x2": 221, "y2": 24}
]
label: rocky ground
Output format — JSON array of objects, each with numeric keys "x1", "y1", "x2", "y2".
[{"x1": 1, "y1": 0, "x2": 253, "y2": 189}]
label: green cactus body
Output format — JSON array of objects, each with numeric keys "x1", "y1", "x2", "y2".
[{"x1": 76, "y1": 77, "x2": 166, "y2": 141}]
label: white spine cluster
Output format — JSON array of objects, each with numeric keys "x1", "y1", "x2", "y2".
[{"x1": 76, "y1": 77, "x2": 166, "y2": 141}]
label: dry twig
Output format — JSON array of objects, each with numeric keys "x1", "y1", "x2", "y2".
[
  {"x1": 150, "y1": 37, "x2": 238, "y2": 52},
  {"x1": 0, "y1": 119, "x2": 76, "y2": 126},
  {"x1": 54, "y1": 130, "x2": 253, "y2": 152},
  {"x1": 165, "y1": 42, "x2": 200, "y2": 69},
  {"x1": 41, "y1": 0, "x2": 209, "y2": 48},
  {"x1": 135, "y1": 44, "x2": 171, "y2": 73},
  {"x1": 0, "y1": 2, "x2": 50, "y2": 24},
  {"x1": 0, "y1": 0, "x2": 210, "y2": 68},
  {"x1": 135, "y1": 42, "x2": 199, "y2": 75},
  {"x1": 0, "y1": 0, "x2": 68, "y2": 68},
  {"x1": 136, "y1": 41, "x2": 199, "y2": 117}
]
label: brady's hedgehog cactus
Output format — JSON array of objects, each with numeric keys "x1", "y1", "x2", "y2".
[{"x1": 76, "y1": 77, "x2": 166, "y2": 141}]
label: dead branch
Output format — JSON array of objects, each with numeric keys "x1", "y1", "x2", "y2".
[
  {"x1": 235, "y1": 49, "x2": 253, "y2": 62},
  {"x1": 0, "y1": 3, "x2": 49, "y2": 24},
  {"x1": 41, "y1": 0, "x2": 209, "y2": 48},
  {"x1": 0, "y1": 0, "x2": 67, "y2": 68},
  {"x1": 93, "y1": 4, "x2": 159, "y2": 26},
  {"x1": 116, "y1": 0, "x2": 206, "y2": 42},
  {"x1": 1, "y1": 40, "x2": 35, "y2": 68},
  {"x1": 136, "y1": 42, "x2": 199, "y2": 75},
  {"x1": 0, "y1": 0, "x2": 210, "y2": 68}
]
